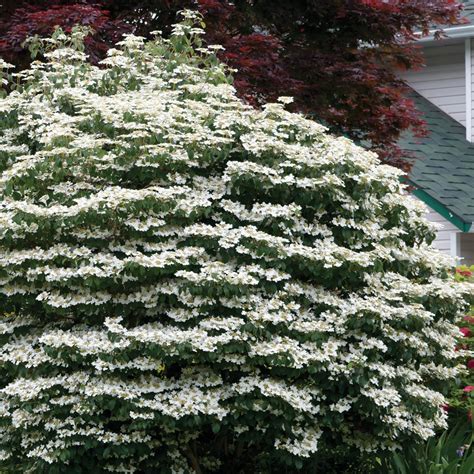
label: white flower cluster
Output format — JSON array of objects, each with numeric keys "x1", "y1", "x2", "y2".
[{"x1": 0, "y1": 10, "x2": 470, "y2": 473}]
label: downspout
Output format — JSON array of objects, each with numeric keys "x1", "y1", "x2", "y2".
[{"x1": 466, "y1": 38, "x2": 472, "y2": 141}]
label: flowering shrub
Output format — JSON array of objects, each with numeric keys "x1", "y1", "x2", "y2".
[
  {"x1": 455, "y1": 265, "x2": 474, "y2": 283},
  {"x1": 387, "y1": 268, "x2": 474, "y2": 474},
  {"x1": 0, "y1": 12, "x2": 471, "y2": 473},
  {"x1": 445, "y1": 267, "x2": 474, "y2": 426}
]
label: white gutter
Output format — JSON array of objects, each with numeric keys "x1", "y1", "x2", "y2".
[{"x1": 417, "y1": 24, "x2": 474, "y2": 43}]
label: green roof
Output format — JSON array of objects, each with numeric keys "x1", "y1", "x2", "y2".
[{"x1": 399, "y1": 91, "x2": 474, "y2": 232}]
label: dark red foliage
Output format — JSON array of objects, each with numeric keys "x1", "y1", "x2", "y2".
[
  {"x1": 0, "y1": 0, "x2": 467, "y2": 168},
  {"x1": 0, "y1": 1, "x2": 129, "y2": 66},
  {"x1": 194, "y1": 0, "x2": 466, "y2": 169}
]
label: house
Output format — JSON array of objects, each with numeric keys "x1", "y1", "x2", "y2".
[{"x1": 399, "y1": 1, "x2": 474, "y2": 264}]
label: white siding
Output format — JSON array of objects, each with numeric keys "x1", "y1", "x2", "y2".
[
  {"x1": 460, "y1": 234, "x2": 474, "y2": 266},
  {"x1": 424, "y1": 206, "x2": 459, "y2": 254},
  {"x1": 401, "y1": 42, "x2": 466, "y2": 125}
]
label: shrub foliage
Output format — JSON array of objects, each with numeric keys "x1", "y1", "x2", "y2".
[{"x1": 0, "y1": 12, "x2": 470, "y2": 473}]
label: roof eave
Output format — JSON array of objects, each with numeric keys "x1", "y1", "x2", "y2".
[
  {"x1": 416, "y1": 24, "x2": 474, "y2": 43},
  {"x1": 409, "y1": 184, "x2": 473, "y2": 232}
]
